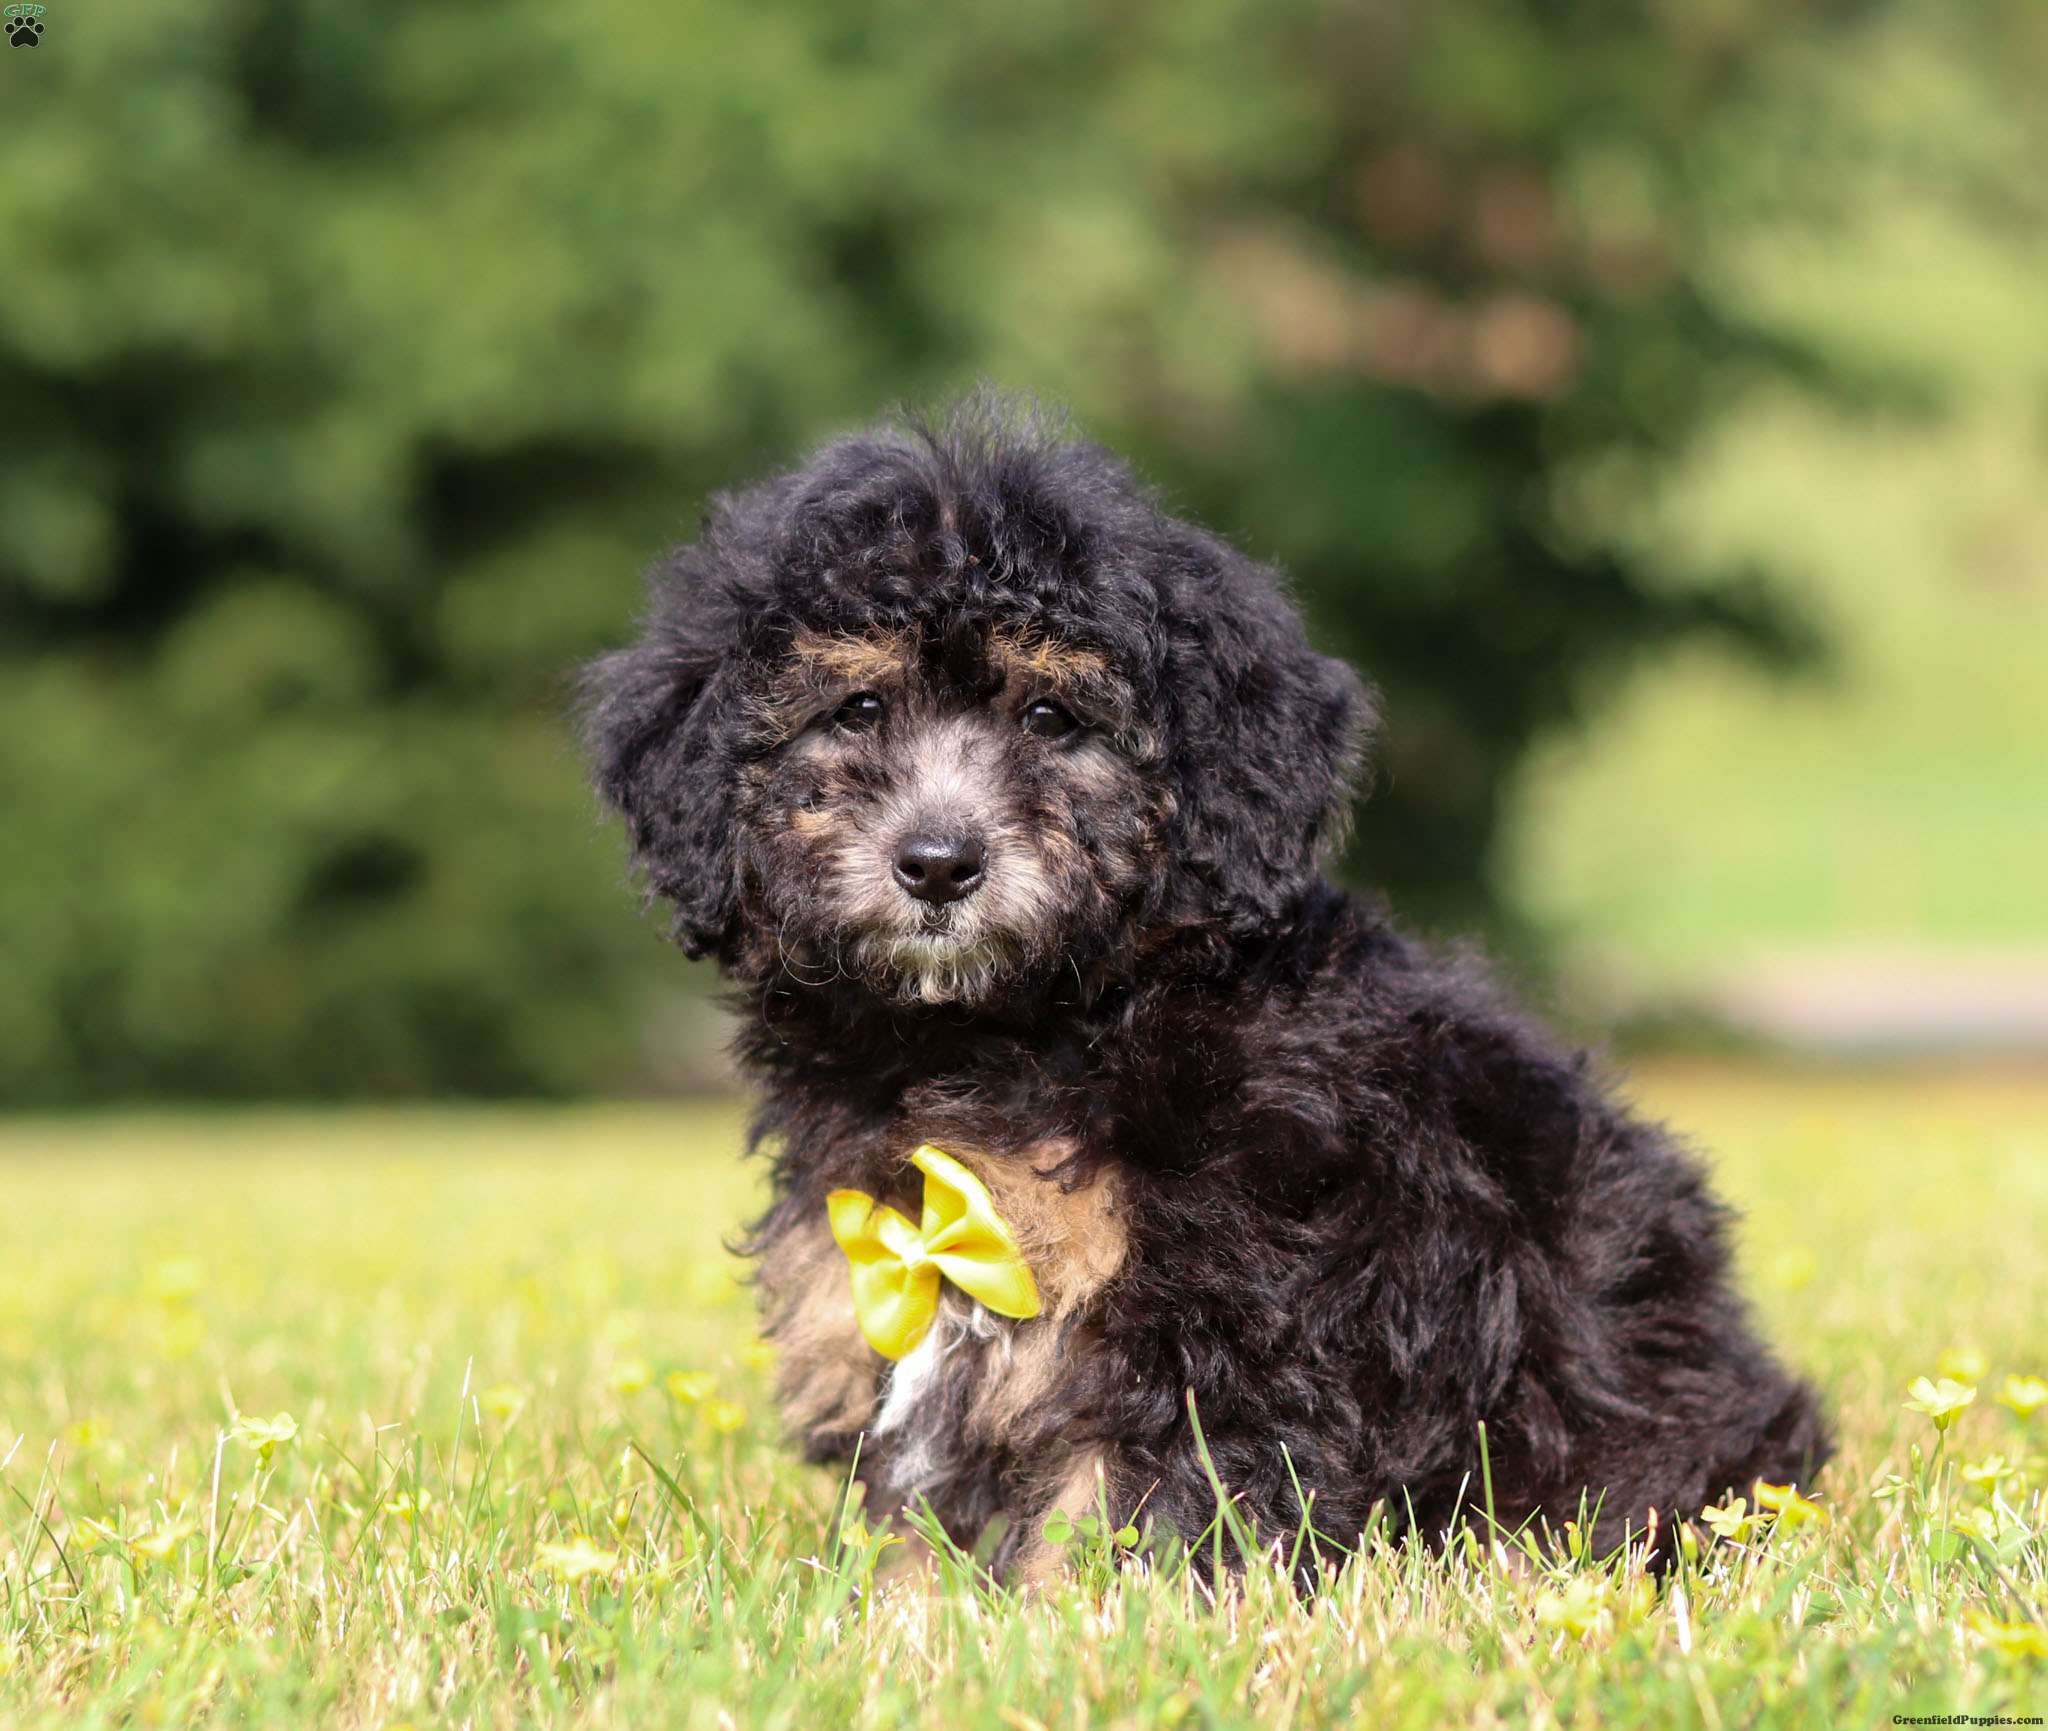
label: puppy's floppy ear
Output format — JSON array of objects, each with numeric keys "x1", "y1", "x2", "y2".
[
  {"x1": 581, "y1": 546, "x2": 748, "y2": 961},
  {"x1": 1159, "y1": 528, "x2": 1375, "y2": 931}
]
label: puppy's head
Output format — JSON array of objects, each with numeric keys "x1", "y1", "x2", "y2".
[{"x1": 583, "y1": 397, "x2": 1372, "y2": 1008}]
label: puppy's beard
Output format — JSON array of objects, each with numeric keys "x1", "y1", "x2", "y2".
[{"x1": 855, "y1": 925, "x2": 1012, "y2": 1006}]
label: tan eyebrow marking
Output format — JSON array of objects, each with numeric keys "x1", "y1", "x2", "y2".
[
  {"x1": 749, "y1": 630, "x2": 913, "y2": 741},
  {"x1": 988, "y1": 630, "x2": 1111, "y2": 689},
  {"x1": 753, "y1": 626, "x2": 1132, "y2": 745},
  {"x1": 790, "y1": 629, "x2": 910, "y2": 687}
]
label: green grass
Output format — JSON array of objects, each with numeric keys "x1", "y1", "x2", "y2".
[{"x1": 2, "y1": 1065, "x2": 2045, "y2": 1728}]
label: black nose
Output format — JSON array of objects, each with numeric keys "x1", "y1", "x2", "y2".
[{"x1": 892, "y1": 831, "x2": 986, "y2": 905}]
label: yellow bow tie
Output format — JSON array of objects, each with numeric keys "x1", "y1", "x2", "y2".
[{"x1": 827, "y1": 1145, "x2": 1042, "y2": 1361}]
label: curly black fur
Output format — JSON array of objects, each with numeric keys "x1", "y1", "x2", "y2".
[{"x1": 583, "y1": 393, "x2": 1828, "y2": 1574}]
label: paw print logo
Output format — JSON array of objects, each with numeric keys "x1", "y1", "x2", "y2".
[{"x1": 5, "y1": 3, "x2": 47, "y2": 46}]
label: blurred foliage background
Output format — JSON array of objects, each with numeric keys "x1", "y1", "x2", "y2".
[{"x1": 3, "y1": 0, "x2": 2043, "y2": 1103}]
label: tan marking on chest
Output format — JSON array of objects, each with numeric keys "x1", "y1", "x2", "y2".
[
  {"x1": 942, "y1": 1139, "x2": 1127, "y2": 1450},
  {"x1": 760, "y1": 1140, "x2": 1125, "y2": 1469},
  {"x1": 961, "y1": 1318, "x2": 1089, "y2": 1448},
  {"x1": 966, "y1": 1139, "x2": 1127, "y2": 1320}
]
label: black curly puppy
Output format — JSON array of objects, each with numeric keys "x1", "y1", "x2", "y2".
[{"x1": 584, "y1": 395, "x2": 1828, "y2": 1578}]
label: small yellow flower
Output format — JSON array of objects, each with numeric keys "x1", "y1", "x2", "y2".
[
  {"x1": 1993, "y1": 1374, "x2": 2048, "y2": 1419},
  {"x1": 80, "y1": 1515, "x2": 197, "y2": 1565},
  {"x1": 566, "y1": 1249, "x2": 620, "y2": 1308},
  {"x1": 157, "y1": 1312, "x2": 206, "y2": 1361},
  {"x1": 229, "y1": 1412, "x2": 299, "y2": 1465},
  {"x1": 1966, "y1": 1610, "x2": 2048, "y2": 1661},
  {"x1": 145, "y1": 1258, "x2": 205, "y2": 1303},
  {"x1": 1960, "y1": 1454, "x2": 2014, "y2": 1487},
  {"x1": 703, "y1": 1397, "x2": 747, "y2": 1435},
  {"x1": 1952, "y1": 1506, "x2": 2001, "y2": 1543},
  {"x1": 1752, "y1": 1481, "x2": 1826, "y2": 1528},
  {"x1": 129, "y1": 1520, "x2": 196, "y2": 1563},
  {"x1": 739, "y1": 1340, "x2": 779, "y2": 1376},
  {"x1": 1769, "y1": 1247, "x2": 1817, "y2": 1291},
  {"x1": 839, "y1": 1518, "x2": 904, "y2": 1558},
  {"x1": 1904, "y1": 1376, "x2": 1977, "y2": 1432},
  {"x1": 607, "y1": 1357, "x2": 652, "y2": 1396},
  {"x1": 664, "y1": 1370, "x2": 716, "y2": 1404},
  {"x1": 1535, "y1": 1577, "x2": 1614, "y2": 1640},
  {"x1": 1937, "y1": 1346, "x2": 1990, "y2": 1384},
  {"x1": 1700, "y1": 1497, "x2": 1752, "y2": 1541},
  {"x1": 537, "y1": 1536, "x2": 618, "y2": 1584},
  {"x1": 389, "y1": 1492, "x2": 427, "y2": 1524},
  {"x1": 480, "y1": 1384, "x2": 525, "y2": 1419},
  {"x1": 598, "y1": 1311, "x2": 644, "y2": 1349}
]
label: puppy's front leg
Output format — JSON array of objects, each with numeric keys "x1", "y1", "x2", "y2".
[
  {"x1": 756, "y1": 1210, "x2": 880, "y2": 1463},
  {"x1": 1010, "y1": 1447, "x2": 1124, "y2": 1588}
]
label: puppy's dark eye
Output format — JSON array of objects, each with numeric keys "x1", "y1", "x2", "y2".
[
  {"x1": 1020, "y1": 698, "x2": 1079, "y2": 741},
  {"x1": 830, "y1": 691, "x2": 886, "y2": 733}
]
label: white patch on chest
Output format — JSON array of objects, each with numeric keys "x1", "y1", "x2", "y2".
[{"x1": 870, "y1": 1299, "x2": 1010, "y2": 1494}]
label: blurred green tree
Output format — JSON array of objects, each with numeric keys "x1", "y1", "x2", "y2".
[{"x1": 2, "y1": 0, "x2": 2033, "y2": 1099}]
